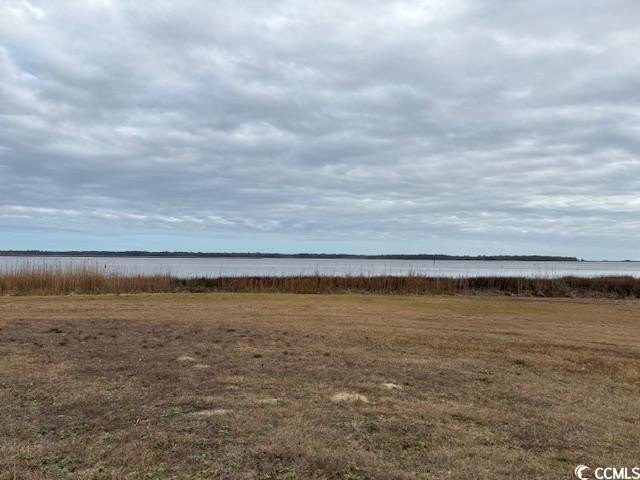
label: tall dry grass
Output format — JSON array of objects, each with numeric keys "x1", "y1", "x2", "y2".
[
  {"x1": 0, "y1": 263, "x2": 638, "y2": 297},
  {"x1": 177, "y1": 274, "x2": 640, "y2": 298},
  {"x1": 0, "y1": 262, "x2": 173, "y2": 295}
]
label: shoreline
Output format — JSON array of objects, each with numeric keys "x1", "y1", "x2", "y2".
[
  {"x1": 1, "y1": 267, "x2": 638, "y2": 298},
  {"x1": 0, "y1": 251, "x2": 583, "y2": 261}
]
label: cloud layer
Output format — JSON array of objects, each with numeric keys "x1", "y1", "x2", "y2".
[{"x1": 1, "y1": 0, "x2": 639, "y2": 257}]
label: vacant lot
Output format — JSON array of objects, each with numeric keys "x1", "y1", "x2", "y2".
[{"x1": 1, "y1": 294, "x2": 639, "y2": 479}]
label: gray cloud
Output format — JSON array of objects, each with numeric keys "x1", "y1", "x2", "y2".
[{"x1": 1, "y1": 0, "x2": 639, "y2": 257}]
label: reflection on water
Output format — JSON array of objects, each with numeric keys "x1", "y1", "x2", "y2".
[{"x1": 1, "y1": 256, "x2": 639, "y2": 278}]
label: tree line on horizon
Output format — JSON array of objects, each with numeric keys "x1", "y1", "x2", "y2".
[{"x1": 0, "y1": 250, "x2": 579, "y2": 261}]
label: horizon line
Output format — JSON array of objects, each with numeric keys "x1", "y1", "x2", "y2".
[{"x1": 2, "y1": 250, "x2": 636, "y2": 262}]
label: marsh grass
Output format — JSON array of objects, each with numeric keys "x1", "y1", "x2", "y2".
[
  {"x1": 0, "y1": 262, "x2": 173, "y2": 295},
  {"x1": 1, "y1": 263, "x2": 638, "y2": 297},
  {"x1": 178, "y1": 274, "x2": 640, "y2": 298}
]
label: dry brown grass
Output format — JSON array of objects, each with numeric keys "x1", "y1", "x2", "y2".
[
  {"x1": 1, "y1": 294, "x2": 639, "y2": 479},
  {"x1": 0, "y1": 263, "x2": 173, "y2": 295},
  {"x1": 1, "y1": 264, "x2": 639, "y2": 297},
  {"x1": 177, "y1": 274, "x2": 640, "y2": 298}
]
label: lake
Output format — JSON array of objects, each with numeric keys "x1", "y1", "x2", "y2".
[{"x1": 1, "y1": 256, "x2": 639, "y2": 278}]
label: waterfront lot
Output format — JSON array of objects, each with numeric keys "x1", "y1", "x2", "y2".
[{"x1": 1, "y1": 293, "x2": 639, "y2": 479}]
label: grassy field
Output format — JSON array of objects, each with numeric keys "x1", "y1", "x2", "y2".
[{"x1": 1, "y1": 293, "x2": 639, "y2": 479}]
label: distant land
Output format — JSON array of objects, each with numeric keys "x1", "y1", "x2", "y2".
[{"x1": 0, "y1": 251, "x2": 579, "y2": 261}]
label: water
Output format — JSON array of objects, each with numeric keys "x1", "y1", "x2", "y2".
[{"x1": 1, "y1": 256, "x2": 639, "y2": 278}]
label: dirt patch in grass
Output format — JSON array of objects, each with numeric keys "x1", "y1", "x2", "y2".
[
  {"x1": 331, "y1": 392, "x2": 370, "y2": 403},
  {"x1": 0, "y1": 293, "x2": 639, "y2": 479}
]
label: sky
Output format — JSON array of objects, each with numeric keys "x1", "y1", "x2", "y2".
[{"x1": 1, "y1": 0, "x2": 639, "y2": 259}]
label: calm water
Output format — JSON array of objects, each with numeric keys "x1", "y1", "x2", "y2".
[{"x1": 1, "y1": 256, "x2": 639, "y2": 278}]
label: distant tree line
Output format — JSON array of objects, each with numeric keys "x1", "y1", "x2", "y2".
[{"x1": 0, "y1": 250, "x2": 579, "y2": 261}]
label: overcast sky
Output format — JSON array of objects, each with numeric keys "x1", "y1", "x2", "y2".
[{"x1": 1, "y1": 0, "x2": 639, "y2": 258}]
